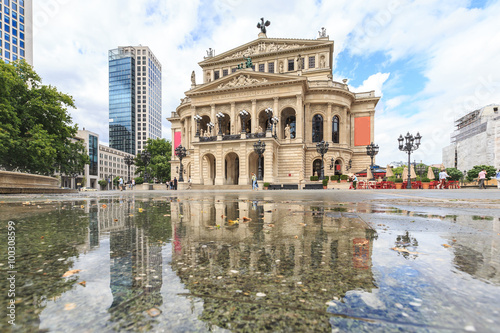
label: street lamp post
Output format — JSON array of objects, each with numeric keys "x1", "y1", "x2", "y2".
[
  {"x1": 366, "y1": 142, "x2": 379, "y2": 180},
  {"x1": 216, "y1": 112, "x2": 224, "y2": 135},
  {"x1": 124, "y1": 155, "x2": 134, "y2": 185},
  {"x1": 398, "y1": 132, "x2": 422, "y2": 189},
  {"x1": 194, "y1": 115, "x2": 202, "y2": 137},
  {"x1": 207, "y1": 122, "x2": 215, "y2": 136},
  {"x1": 239, "y1": 110, "x2": 249, "y2": 133},
  {"x1": 265, "y1": 107, "x2": 273, "y2": 132},
  {"x1": 141, "y1": 150, "x2": 151, "y2": 183},
  {"x1": 316, "y1": 140, "x2": 329, "y2": 180},
  {"x1": 175, "y1": 145, "x2": 187, "y2": 182},
  {"x1": 253, "y1": 139, "x2": 266, "y2": 180}
]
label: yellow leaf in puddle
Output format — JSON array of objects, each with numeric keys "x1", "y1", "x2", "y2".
[
  {"x1": 80, "y1": 205, "x2": 84, "y2": 209},
  {"x1": 78, "y1": 281, "x2": 86, "y2": 287},
  {"x1": 146, "y1": 308, "x2": 161, "y2": 317},
  {"x1": 62, "y1": 269, "x2": 81, "y2": 277},
  {"x1": 390, "y1": 247, "x2": 419, "y2": 255},
  {"x1": 138, "y1": 208, "x2": 144, "y2": 212},
  {"x1": 64, "y1": 303, "x2": 76, "y2": 311},
  {"x1": 442, "y1": 244, "x2": 452, "y2": 248}
]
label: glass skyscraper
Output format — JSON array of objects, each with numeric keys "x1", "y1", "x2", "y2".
[
  {"x1": 108, "y1": 46, "x2": 162, "y2": 155},
  {"x1": 0, "y1": 0, "x2": 33, "y2": 65}
]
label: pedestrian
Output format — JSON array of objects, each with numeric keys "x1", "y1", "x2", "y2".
[
  {"x1": 187, "y1": 177, "x2": 192, "y2": 190},
  {"x1": 478, "y1": 168, "x2": 487, "y2": 189},
  {"x1": 352, "y1": 174, "x2": 358, "y2": 190},
  {"x1": 251, "y1": 172, "x2": 258, "y2": 190},
  {"x1": 174, "y1": 177, "x2": 178, "y2": 190},
  {"x1": 438, "y1": 169, "x2": 449, "y2": 189},
  {"x1": 132, "y1": 179, "x2": 135, "y2": 189},
  {"x1": 496, "y1": 169, "x2": 500, "y2": 189},
  {"x1": 119, "y1": 177, "x2": 124, "y2": 191}
]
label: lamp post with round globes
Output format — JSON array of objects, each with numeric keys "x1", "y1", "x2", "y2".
[
  {"x1": 194, "y1": 115, "x2": 202, "y2": 137},
  {"x1": 316, "y1": 140, "x2": 329, "y2": 180},
  {"x1": 207, "y1": 122, "x2": 215, "y2": 136},
  {"x1": 239, "y1": 110, "x2": 249, "y2": 133},
  {"x1": 253, "y1": 140, "x2": 266, "y2": 180},
  {"x1": 175, "y1": 145, "x2": 187, "y2": 182},
  {"x1": 366, "y1": 142, "x2": 379, "y2": 180},
  {"x1": 265, "y1": 107, "x2": 273, "y2": 132},
  {"x1": 398, "y1": 132, "x2": 422, "y2": 189},
  {"x1": 272, "y1": 116, "x2": 279, "y2": 138},
  {"x1": 216, "y1": 112, "x2": 224, "y2": 135}
]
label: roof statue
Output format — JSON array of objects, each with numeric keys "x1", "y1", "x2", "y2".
[
  {"x1": 257, "y1": 17, "x2": 271, "y2": 34},
  {"x1": 318, "y1": 27, "x2": 327, "y2": 38}
]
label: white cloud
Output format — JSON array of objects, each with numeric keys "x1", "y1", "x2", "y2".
[{"x1": 31, "y1": 0, "x2": 500, "y2": 167}]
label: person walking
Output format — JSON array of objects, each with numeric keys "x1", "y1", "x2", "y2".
[
  {"x1": 173, "y1": 177, "x2": 178, "y2": 190},
  {"x1": 119, "y1": 177, "x2": 124, "y2": 191},
  {"x1": 438, "y1": 169, "x2": 449, "y2": 189},
  {"x1": 251, "y1": 172, "x2": 258, "y2": 190},
  {"x1": 351, "y1": 174, "x2": 358, "y2": 190},
  {"x1": 496, "y1": 169, "x2": 500, "y2": 189},
  {"x1": 478, "y1": 168, "x2": 487, "y2": 189}
]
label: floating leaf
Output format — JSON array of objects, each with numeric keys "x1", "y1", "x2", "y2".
[
  {"x1": 138, "y1": 208, "x2": 144, "y2": 213},
  {"x1": 62, "y1": 269, "x2": 81, "y2": 277},
  {"x1": 256, "y1": 292, "x2": 266, "y2": 297},
  {"x1": 146, "y1": 308, "x2": 161, "y2": 317},
  {"x1": 114, "y1": 219, "x2": 118, "y2": 222},
  {"x1": 442, "y1": 244, "x2": 452, "y2": 248},
  {"x1": 78, "y1": 281, "x2": 86, "y2": 287},
  {"x1": 102, "y1": 204, "x2": 107, "y2": 208},
  {"x1": 80, "y1": 205, "x2": 84, "y2": 209},
  {"x1": 242, "y1": 216, "x2": 251, "y2": 222},
  {"x1": 390, "y1": 247, "x2": 419, "y2": 255},
  {"x1": 64, "y1": 303, "x2": 76, "y2": 311}
]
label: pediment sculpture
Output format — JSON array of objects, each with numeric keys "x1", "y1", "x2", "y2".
[
  {"x1": 221, "y1": 42, "x2": 306, "y2": 60},
  {"x1": 217, "y1": 75, "x2": 268, "y2": 89}
]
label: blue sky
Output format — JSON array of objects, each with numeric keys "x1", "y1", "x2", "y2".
[{"x1": 32, "y1": 0, "x2": 499, "y2": 165}]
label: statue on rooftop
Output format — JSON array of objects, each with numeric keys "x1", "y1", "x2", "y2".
[{"x1": 257, "y1": 17, "x2": 271, "y2": 34}]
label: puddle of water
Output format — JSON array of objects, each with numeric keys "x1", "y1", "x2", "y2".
[{"x1": 1, "y1": 195, "x2": 499, "y2": 332}]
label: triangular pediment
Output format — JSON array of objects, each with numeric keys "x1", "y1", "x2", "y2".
[
  {"x1": 186, "y1": 70, "x2": 306, "y2": 96},
  {"x1": 199, "y1": 37, "x2": 333, "y2": 67}
]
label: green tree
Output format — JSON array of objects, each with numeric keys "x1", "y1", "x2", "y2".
[
  {"x1": 0, "y1": 60, "x2": 89, "y2": 175},
  {"x1": 466, "y1": 165, "x2": 496, "y2": 181},
  {"x1": 445, "y1": 168, "x2": 463, "y2": 181},
  {"x1": 135, "y1": 138, "x2": 172, "y2": 182}
]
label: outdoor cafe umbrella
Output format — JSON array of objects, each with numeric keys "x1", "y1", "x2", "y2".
[
  {"x1": 402, "y1": 167, "x2": 408, "y2": 180},
  {"x1": 410, "y1": 164, "x2": 417, "y2": 179},
  {"x1": 366, "y1": 165, "x2": 373, "y2": 180},
  {"x1": 386, "y1": 165, "x2": 394, "y2": 177},
  {"x1": 427, "y1": 166, "x2": 436, "y2": 180}
]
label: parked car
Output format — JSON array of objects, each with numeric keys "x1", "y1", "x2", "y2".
[{"x1": 80, "y1": 187, "x2": 97, "y2": 192}]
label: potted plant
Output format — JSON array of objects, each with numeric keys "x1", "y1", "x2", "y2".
[
  {"x1": 322, "y1": 178, "x2": 329, "y2": 189},
  {"x1": 263, "y1": 182, "x2": 270, "y2": 190},
  {"x1": 421, "y1": 177, "x2": 431, "y2": 189},
  {"x1": 98, "y1": 179, "x2": 107, "y2": 190},
  {"x1": 310, "y1": 176, "x2": 319, "y2": 181},
  {"x1": 394, "y1": 178, "x2": 403, "y2": 189},
  {"x1": 340, "y1": 175, "x2": 349, "y2": 183},
  {"x1": 331, "y1": 175, "x2": 340, "y2": 183}
]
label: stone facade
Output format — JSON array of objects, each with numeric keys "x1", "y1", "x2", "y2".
[
  {"x1": 443, "y1": 104, "x2": 500, "y2": 170},
  {"x1": 168, "y1": 33, "x2": 380, "y2": 185}
]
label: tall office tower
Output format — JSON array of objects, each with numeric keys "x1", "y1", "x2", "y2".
[
  {"x1": 0, "y1": 0, "x2": 33, "y2": 65},
  {"x1": 108, "y1": 46, "x2": 162, "y2": 155}
]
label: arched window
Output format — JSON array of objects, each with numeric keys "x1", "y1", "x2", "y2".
[
  {"x1": 313, "y1": 159, "x2": 322, "y2": 177},
  {"x1": 332, "y1": 116, "x2": 339, "y2": 143},
  {"x1": 312, "y1": 114, "x2": 323, "y2": 142},
  {"x1": 285, "y1": 115, "x2": 296, "y2": 139}
]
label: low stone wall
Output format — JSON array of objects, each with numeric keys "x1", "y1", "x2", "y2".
[{"x1": 0, "y1": 171, "x2": 75, "y2": 194}]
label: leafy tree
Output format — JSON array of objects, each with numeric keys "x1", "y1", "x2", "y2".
[
  {"x1": 445, "y1": 168, "x2": 463, "y2": 181},
  {"x1": 0, "y1": 60, "x2": 89, "y2": 175},
  {"x1": 466, "y1": 165, "x2": 496, "y2": 181},
  {"x1": 135, "y1": 138, "x2": 172, "y2": 182}
]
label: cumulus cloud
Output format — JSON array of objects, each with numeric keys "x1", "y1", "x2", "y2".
[{"x1": 32, "y1": 0, "x2": 500, "y2": 166}]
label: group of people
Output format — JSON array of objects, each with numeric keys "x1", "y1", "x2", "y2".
[
  {"x1": 118, "y1": 177, "x2": 135, "y2": 191},
  {"x1": 167, "y1": 177, "x2": 178, "y2": 190}
]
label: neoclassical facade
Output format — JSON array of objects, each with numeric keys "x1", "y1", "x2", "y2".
[{"x1": 168, "y1": 31, "x2": 380, "y2": 186}]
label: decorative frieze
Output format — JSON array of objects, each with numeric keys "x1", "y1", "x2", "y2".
[
  {"x1": 222, "y1": 42, "x2": 306, "y2": 60},
  {"x1": 217, "y1": 75, "x2": 269, "y2": 89}
]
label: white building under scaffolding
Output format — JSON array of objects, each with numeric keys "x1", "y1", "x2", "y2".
[{"x1": 442, "y1": 104, "x2": 500, "y2": 171}]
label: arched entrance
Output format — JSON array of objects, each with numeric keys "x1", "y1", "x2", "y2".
[
  {"x1": 312, "y1": 159, "x2": 322, "y2": 177},
  {"x1": 201, "y1": 153, "x2": 216, "y2": 185},
  {"x1": 334, "y1": 159, "x2": 342, "y2": 176},
  {"x1": 249, "y1": 151, "x2": 264, "y2": 181},
  {"x1": 224, "y1": 152, "x2": 239, "y2": 185},
  {"x1": 281, "y1": 107, "x2": 296, "y2": 139}
]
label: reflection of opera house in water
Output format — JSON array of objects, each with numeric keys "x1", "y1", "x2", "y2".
[{"x1": 169, "y1": 197, "x2": 377, "y2": 331}]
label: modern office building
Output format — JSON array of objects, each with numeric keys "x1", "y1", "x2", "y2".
[
  {"x1": 108, "y1": 45, "x2": 162, "y2": 155},
  {"x1": 0, "y1": 0, "x2": 33, "y2": 65},
  {"x1": 442, "y1": 104, "x2": 500, "y2": 170}
]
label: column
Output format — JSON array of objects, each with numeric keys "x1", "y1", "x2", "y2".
[
  {"x1": 214, "y1": 144, "x2": 224, "y2": 185},
  {"x1": 191, "y1": 106, "x2": 197, "y2": 141},
  {"x1": 273, "y1": 97, "x2": 280, "y2": 139},
  {"x1": 251, "y1": 99, "x2": 257, "y2": 133},
  {"x1": 326, "y1": 103, "x2": 333, "y2": 144},
  {"x1": 296, "y1": 94, "x2": 304, "y2": 140},
  {"x1": 238, "y1": 141, "x2": 249, "y2": 185},
  {"x1": 210, "y1": 104, "x2": 216, "y2": 134},
  {"x1": 230, "y1": 102, "x2": 236, "y2": 134}
]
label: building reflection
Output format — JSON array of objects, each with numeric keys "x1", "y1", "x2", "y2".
[{"x1": 169, "y1": 196, "x2": 377, "y2": 331}]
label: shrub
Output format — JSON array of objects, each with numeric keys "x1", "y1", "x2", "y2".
[
  {"x1": 98, "y1": 180, "x2": 107, "y2": 188},
  {"x1": 395, "y1": 178, "x2": 403, "y2": 183},
  {"x1": 466, "y1": 165, "x2": 496, "y2": 181},
  {"x1": 263, "y1": 182, "x2": 270, "y2": 187},
  {"x1": 310, "y1": 176, "x2": 319, "y2": 181},
  {"x1": 135, "y1": 177, "x2": 144, "y2": 185},
  {"x1": 422, "y1": 177, "x2": 431, "y2": 182},
  {"x1": 322, "y1": 178, "x2": 329, "y2": 186},
  {"x1": 340, "y1": 174, "x2": 349, "y2": 180},
  {"x1": 331, "y1": 175, "x2": 340, "y2": 181},
  {"x1": 387, "y1": 176, "x2": 396, "y2": 182}
]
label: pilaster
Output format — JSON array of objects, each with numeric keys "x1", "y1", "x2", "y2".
[
  {"x1": 251, "y1": 99, "x2": 257, "y2": 133},
  {"x1": 273, "y1": 97, "x2": 280, "y2": 139},
  {"x1": 326, "y1": 103, "x2": 333, "y2": 144},
  {"x1": 230, "y1": 102, "x2": 236, "y2": 134},
  {"x1": 296, "y1": 94, "x2": 304, "y2": 140}
]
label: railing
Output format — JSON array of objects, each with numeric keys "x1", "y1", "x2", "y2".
[
  {"x1": 222, "y1": 134, "x2": 241, "y2": 141},
  {"x1": 308, "y1": 80, "x2": 347, "y2": 89},
  {"x1": 199, "y1": 136, "x2": 217, "y2": 142},
  {"x1": 247, "y1": 132, "x2": 266, "y2": 139},
  {"x1": 355, "y1": 91, "x2": 375, "y2": 98}
]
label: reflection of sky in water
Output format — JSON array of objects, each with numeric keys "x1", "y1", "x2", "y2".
[{"x1": 0, "y1": 196, "x2": 499, "y2": 332}]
